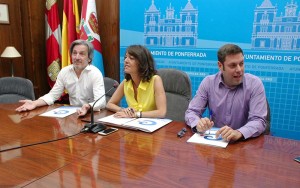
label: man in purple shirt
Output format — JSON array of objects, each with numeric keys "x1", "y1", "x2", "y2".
[{"x1": 185, "y1": 44, "x2": 267, "y2": 141}]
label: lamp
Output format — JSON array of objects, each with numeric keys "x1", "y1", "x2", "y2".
[{"x1": 1, "y1": 46, "x2": 22, "y2": 77}]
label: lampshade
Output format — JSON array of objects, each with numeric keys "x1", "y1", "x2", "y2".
[
  {"x1": 1, "y1": 46, "x2": 21, "y2": 58},
  {"x1": 1, "y1": 46, "x2": 22, "y2": 77}
]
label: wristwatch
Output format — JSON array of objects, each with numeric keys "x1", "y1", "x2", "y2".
[
  {"x1": 192, "y1": 126, "x2": 205, "y2": 135},
  {"x1": 135, "y1": 111, "x2": 141, "y2": 118}
]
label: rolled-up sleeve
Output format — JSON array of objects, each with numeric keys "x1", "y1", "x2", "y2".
[
  {"x1": 237, "y1": 79, "x2": 267, "y2": 139},
  {"x1": 185, "y1": 78, "x2": 208, "y2": 129},
  {"x1": 39, "y1": 70, "x2": 65, "y2": 105}
]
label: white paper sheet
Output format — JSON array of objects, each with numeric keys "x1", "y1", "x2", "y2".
[
  {"x1": 187, "y1": 127, "x2": 229, "y2": 148},
  {"x1": 39, "y1": 106, "x2": 80, "y2": 118}
]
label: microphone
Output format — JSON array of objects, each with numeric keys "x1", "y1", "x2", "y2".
[{"x1": 81, "y1": 82, "x2": 118, "y2": 133}]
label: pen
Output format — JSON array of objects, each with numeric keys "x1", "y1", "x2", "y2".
[{"x1": 208, "y1": 109, "x2": 212, "y2": 134}]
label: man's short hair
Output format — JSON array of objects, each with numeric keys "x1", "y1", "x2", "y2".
[
  {"x1": 70, "y1": 39, "x2": 94, "y2": 61},
  {"x1": 217, "y1": 44, "x2": 243, "y2": 63}
]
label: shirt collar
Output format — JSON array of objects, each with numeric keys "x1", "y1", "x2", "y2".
[
  {"x1": 139, "y1": 80, "x2": 148, "y2": 90},
  {"x1": 217, "y1": 71, "x2": 243, "y2": 89},
  {"x1": 217, "y1": 72, "x2": 223, "y2": 86},
  {"x1": 127, "y1": 79, "x2": 148, "y2": 91},
  {"x1": 85, "y1": 64, "x2": 92, "y2": 71},
  {"x1": 70, "y1": 64, "x2": 92, "y2": 72}
]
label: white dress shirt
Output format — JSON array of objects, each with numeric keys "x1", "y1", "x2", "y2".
[{"x1": 40, "y1": 64, "x2": 105, "y2": 110}]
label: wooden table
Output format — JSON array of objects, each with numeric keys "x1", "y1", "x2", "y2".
[{"x1": 0, "y1": 104, "x2": 299, "y2": 187}]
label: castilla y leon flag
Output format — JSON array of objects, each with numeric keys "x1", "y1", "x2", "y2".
[
  {"x1": 45, "y1": 0, "x2": 61, "y2": 88},
  {"x1": 79, "y1": 0, "x2": 105, "y2": 75},
  {"x1": 62, "y1": 0, "x2": 80, "y2": 68}
]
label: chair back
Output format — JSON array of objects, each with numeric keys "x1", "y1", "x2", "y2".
[
  {"x1": 157, "y1": 68, "x2": 192, "y2": 121},
  {"x1": 265, "y1": 99, "x2": 271, "y2": 135},
  {"x1": 104, "y1": 77, "x2": 118, "y2": 103},
  {"x1": 0, "y1": 77, "x2": 35, "y2": 103}
]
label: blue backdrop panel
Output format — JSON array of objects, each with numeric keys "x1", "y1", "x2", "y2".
[{"x1": 120, "y1": 0, "x2": 300, "y2": 140}]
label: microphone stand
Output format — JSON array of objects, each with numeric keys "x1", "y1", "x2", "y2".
[{"x1": 82, "y1": 84, "x2": 117, "y2": 133}]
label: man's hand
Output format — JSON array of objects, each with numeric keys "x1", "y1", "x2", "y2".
[
  {"x1": 215, "y1": 125, "x2": 243, "y2": 141},
  {"x1": 77, "y1": 104, "x2": 91, "y2": 117},
  {"x1": 196, "y1": 117, "x2": 214, "y2": 133},
  {"x1": 15, "y1": 100, "x2": 37, "y2": 112}
]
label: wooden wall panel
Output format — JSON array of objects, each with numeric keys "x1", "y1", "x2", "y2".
[
  {"x1": 21, "y1": 0, "x2": 49, "y2": 97},
  {"x1": 0, "y1": 0, "x2": 23, "y2": 77},
  {"x1": 0, "y1": 0, "x2": 120, "y2": 98},
  {"x1": 98, "y1": 0, "x2": 120, "y2": 81}
]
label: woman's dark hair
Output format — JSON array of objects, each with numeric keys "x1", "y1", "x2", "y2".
[{"x1": 124, "y1": 45, "x2": 157, "y2": 82}]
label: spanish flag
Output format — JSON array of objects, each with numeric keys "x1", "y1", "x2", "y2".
[{"x1": 61, "y1": 0, "x2": 80, "y2": 68}]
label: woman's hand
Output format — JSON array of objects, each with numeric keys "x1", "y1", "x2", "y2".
[{"x1": 114, "y1": 107, "x2": 136, "y2": 118}]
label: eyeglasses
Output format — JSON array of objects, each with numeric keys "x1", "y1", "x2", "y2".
[{"x1": 177, "y1": 128, "x2": 187, "y2": 138}]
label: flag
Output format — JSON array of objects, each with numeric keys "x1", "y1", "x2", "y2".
[
  {"x1": 79, "y1": 0, "x2": 105, "y2": 75},
  {"x1": 45, "y1": 0, "x2": 61, "y2": 88},
  {"x1": 62, "y1": 0, "x2": 80, "y2": 68}
]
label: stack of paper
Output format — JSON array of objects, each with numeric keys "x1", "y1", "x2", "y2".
[{"x1": 98, "y1": 114, "x2": 172, "y2": 133}]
